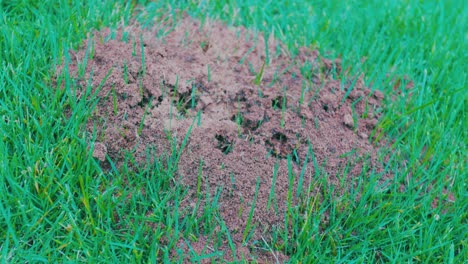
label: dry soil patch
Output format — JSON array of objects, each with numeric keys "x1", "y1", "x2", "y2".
[{"x1": 64, "y1": 16, "x2": 387, "y2": 261}]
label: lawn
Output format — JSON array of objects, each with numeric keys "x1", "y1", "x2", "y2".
[{"x1": 0, "y1": 0, "x2": 466, "y2": 262}]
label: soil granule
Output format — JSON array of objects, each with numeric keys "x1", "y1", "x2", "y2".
[{"x1": 64, "y1": 16, "x2": 387, "y2": 261}]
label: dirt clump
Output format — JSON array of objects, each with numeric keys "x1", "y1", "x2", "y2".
[{"x1": 64, "y1": 16, "x2": 386, "y2": 259}]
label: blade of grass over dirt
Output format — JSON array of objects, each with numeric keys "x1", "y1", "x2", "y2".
[
  {"x1": 243, "y1": 176, "x2": 261, "y2": 243},
  {"x1": 78, "y1": 36, "x2": 93, "y2": 78},
  {"x1": 140, "y1": 34, "x2": 146, "y2": 76},
  {"x1": 137, "y1": 98, "x2": 152, "y2": 137},
  {"x1": 253, "y1": 60, "x2": 266, "y2": 86},
  {"x1": 280, "y1": 87, "x2": 287, "y2": 128}
]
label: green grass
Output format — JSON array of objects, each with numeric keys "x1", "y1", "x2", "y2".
[{"x1": 1, "y1": 0, "x2": 466, "y2": 262}]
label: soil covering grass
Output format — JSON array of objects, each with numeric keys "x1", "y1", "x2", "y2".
[{"x1": 1, "y1": 0, "x2": 466, "y2": 262}]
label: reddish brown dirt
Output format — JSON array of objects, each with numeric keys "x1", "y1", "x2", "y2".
[{"x1": 64, "y1": 16, "x2": 387, "y2": 261}]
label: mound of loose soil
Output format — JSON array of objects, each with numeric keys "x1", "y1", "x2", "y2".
[{"x1": 64, "y1": 16, "x2": 387, "y2": 261}]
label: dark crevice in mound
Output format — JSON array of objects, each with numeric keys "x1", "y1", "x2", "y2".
[{"x1": 215, "y1": 134, "x2": 233, "y2": 154}]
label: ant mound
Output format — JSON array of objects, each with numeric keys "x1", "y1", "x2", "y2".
[{"x1": 65, "y1": 16, "x2": 387, "y2": 260}]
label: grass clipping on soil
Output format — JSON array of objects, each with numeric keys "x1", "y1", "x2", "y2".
[{"x1": 65, "y1": 17, "x2": 386, "y2": 248}]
